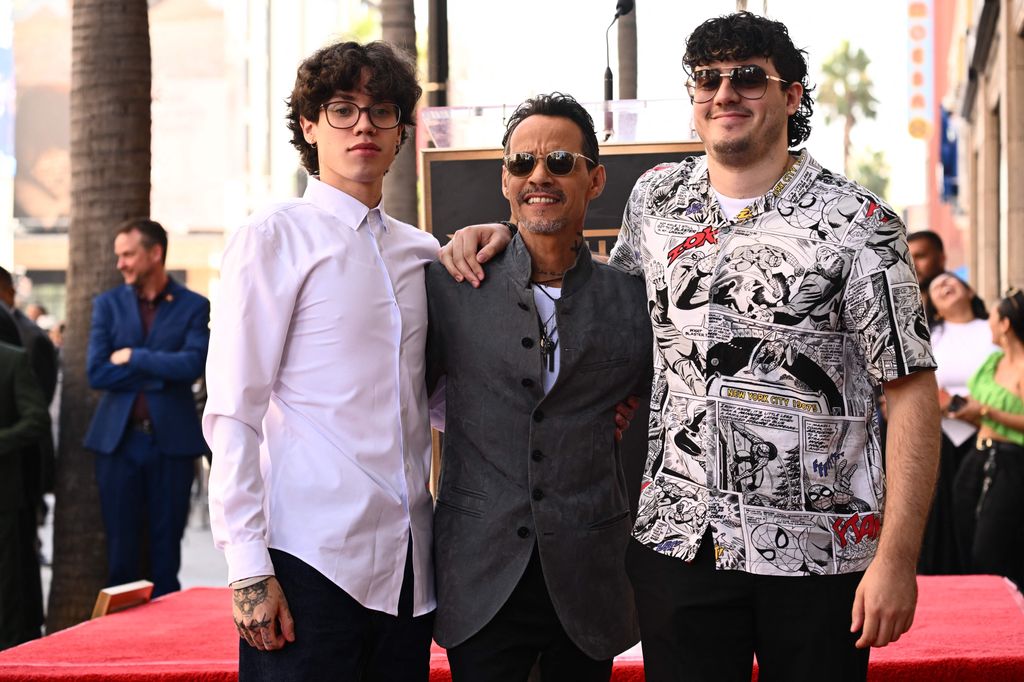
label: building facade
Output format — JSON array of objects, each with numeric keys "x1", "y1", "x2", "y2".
[{"x1": 944, "y1": 0, "x2": 1024, "y2": 300}]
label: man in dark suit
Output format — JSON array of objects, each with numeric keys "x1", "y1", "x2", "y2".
[
  {"x1": 0, "y1": 341, "x2": 49, "y2": 649},
  {"x1": 426, "y1": 93, "x2": 652, "y2": 681},
  {"x1": 0, "y1": 267, "x2": 58, "y2": 526},
  {"x1": 85, "y1": 218, "x2": 210, "y2": 597}
]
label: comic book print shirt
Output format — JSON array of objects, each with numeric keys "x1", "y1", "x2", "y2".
[{"x1": 608, "y1": 150, "x2": 936, "y2": 576}]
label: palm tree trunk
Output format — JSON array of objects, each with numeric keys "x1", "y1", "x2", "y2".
[
  {"x1": 47, "y1": 0, "x2": 151, "y2": 633},
  {"x1": 381, "y1": 0, "x2": 419, "y2": 226}
]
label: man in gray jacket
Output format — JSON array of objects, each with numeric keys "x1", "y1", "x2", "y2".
[{"x1": 426, "y1": 93, "x2": 652, "y2": 681}]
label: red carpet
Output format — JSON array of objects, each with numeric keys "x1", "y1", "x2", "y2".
[{"x1": 0, "y1": 576, "x2": 1021, "y2": 680}]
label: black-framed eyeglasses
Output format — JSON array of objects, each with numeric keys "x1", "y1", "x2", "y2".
[
  {"x1": 503, "y1": 151, "x2": 595, "y2": 177},
  {"x1": 321, "y1": 101, "x2": 402, "y2": 130},
  {"x1": 685, "y1": 64, "x2": 790, "y2": 104}
]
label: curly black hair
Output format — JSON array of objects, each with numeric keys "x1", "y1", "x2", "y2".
[
  {"x1": 501, "y1": 92, "x2": 600, "y2": 168},
  {"x1": 286, "y1": 41, "x2": 422, "y2": 175},
  {"x1": 683, "y1": 11, "x2": 814, "y2": 148}
]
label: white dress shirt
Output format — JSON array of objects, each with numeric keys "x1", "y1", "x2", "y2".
[{"x1": 204, "y1": 177, "x2": 439, "y2": 617}]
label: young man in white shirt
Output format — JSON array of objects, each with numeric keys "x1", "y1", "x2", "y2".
[{"x1": 204, "y1": 41, "x2": 439, "y2": 681}]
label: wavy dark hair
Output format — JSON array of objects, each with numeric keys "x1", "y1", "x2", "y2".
[
  {"x1": 996, "y1": 289, "x2": 1024, "y2": 343},
  {"x1": 116, "y1": 218, "x2": 168, "y2": 264},
  {"x1": 501, "y1": 92, "x2": 600, "y2": 168},
  {"x1": 286, "y1": 41, "x2": 422, "y2": 175},
  {"x1": 683, "y1": 11, "x2": 814, "y2": 148}
]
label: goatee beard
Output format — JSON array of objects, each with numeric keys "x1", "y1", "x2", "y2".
[{"x1": 520, "y1": 218, "x2": 566, "y2": 235}]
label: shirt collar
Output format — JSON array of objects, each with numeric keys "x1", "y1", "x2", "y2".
[
  {"x1": 135, "y1": 277, "x2": 174, "y2": 305},
  {"x1": 303, "y1": 176, "x2": 389, "y2": 234},
  {"x1": 685, "y1": 149, "x2": 821, "y2": 222},
  {"x1": 508, "y1": 233, "x2": 594, "y2": 297}
]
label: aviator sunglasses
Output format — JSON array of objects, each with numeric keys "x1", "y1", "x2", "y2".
[
  {"x1": 686, "y1": 64, "x2": 791, "y2": 104},
  {"x1": 503, "y1": 151, "x2": 595, "y2": 177}
]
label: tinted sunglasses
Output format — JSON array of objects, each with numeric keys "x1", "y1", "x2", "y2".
[
  {"x1": 503, "y1": 151, "x2": 595, "y2": 177},
  {"x1": 686, "y1": 64, "x2": 790, "y2": 104}
]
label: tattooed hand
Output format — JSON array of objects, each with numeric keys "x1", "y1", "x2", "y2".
[{"x1": 232, "y1": 577, "x2": 295, "y2": 650}]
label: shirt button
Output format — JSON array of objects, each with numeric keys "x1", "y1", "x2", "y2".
[
  {"x1": 710, "y1": 358, "x2": 719, "y2": 367},
  {"x1": 532, "y1": 488, "x2": 544, "y2": 501},
  {"x1": 522, "y1": 337, "x2": 534, "y2": 348},
  {"x1": 533, "y1": 410, "x2": 544, "y2": 422},
  {"x1": 517, "y1": 302, "x2": 529, "y2": 311},
  {"x1": 522, "y1": 378, "x2": 534, "y2": 388},
  {"x1": 517, "y1": 526, "x2": 531, "y2": 538},
  {"x1": 531, "y1": 449, "x2": 544, "y2": 462}
]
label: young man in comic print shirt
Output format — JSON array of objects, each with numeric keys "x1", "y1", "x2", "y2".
[{"x1": 437, "y1": 12, "x2": 940, "y2": 682}]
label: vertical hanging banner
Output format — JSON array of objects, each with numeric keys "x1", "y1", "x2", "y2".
[{"x1": 907, "y1": 0, "x2": 934, "y2": 139}]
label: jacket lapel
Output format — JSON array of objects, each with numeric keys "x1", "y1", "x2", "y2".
[{"x1": 117, "y1": 285, "x2": 144, "y2": 344}]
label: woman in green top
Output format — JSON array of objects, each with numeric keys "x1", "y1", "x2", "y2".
[{"x1": 950, "y1": 288, "x2": 1024, "y2": 589}]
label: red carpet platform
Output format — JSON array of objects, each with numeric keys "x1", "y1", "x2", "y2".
[{"x1": 0, "y1": 576, "x2": 1021, "y2": 680}]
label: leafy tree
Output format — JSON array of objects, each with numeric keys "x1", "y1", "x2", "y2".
[
  {"x1": 817, "y1": 40, "x2": 878, "y2": 176},
  {"x1": 849, "y1": 148, "x2": 890, "y2": 200}
]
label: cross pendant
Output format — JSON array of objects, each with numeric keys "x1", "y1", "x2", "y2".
[{"x1": 540, "y1": 336, "x2": 556, "y2": 372}]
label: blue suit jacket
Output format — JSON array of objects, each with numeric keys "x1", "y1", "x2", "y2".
[{"x1": 84, "y1": 278, "x2": 210, "y2": 457}]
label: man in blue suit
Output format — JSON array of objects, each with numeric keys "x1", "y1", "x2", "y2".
[{"x1": 85, "y1": 218, "x2": 210, "y2": 597}]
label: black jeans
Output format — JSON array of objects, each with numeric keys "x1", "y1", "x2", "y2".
[
  {"x1": 953, "y1": 439, "x2": 1024, "y2": 589},
  {"x1": 239, "y1": 546, "x2": 434, "y2": 682},
  {"x1": 445, "y1": 546, "x2": 612, "y2": 682},
  {"x1": 626, "y1": 534, "x2": 869, "y2": 682}
]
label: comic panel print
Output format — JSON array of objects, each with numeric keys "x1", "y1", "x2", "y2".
[
  {"x1": 845, "y1": 201, "x2": 913, "y2": 282},
  {"x1": 711, "y1": 232, "x2": 809, "y2": 321},
  {"x1": 843, "y1": 272, "x2": 905, "y2": 381},
  {"x1": 645, "y1": 218, "x2": 719, "y2": 398},
  {"x1": 633, "y1": 475, "x2": 709, "y2": 558},
  {"x1": 742, "y1": 508, "x2": 837, "y2": 576},
  {"x1": 760, "y1": 181, "x2": 863, "y2": 244},
  {"x1": 715, "y1": 402, "x2": 802, "y2": 510},
  {"x1": 829, "y1": 510, "x2": 882, "y2": 573},
  {"x1": 708, "y1": 315, "x2": 848, "y2": 417},
  {"x1": 710, "y1": 492, "x2": 746, "y2": 570},
  {"x1": 891, "y1": 283, "x2": 935, "y2": 371},
  {"x1": 711, "y1": 230, "x2": 857, "y2": 332},
  {"x1": 801, "y1": 417, "x2": 878, "y2": 514}
]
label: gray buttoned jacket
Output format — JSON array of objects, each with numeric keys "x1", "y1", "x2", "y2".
[{"x1": 426, "y1": 236, "x2": 652, "y2": 660}]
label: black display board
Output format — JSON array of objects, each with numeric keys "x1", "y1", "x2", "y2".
[{"x1": 423, "y1": 142, "x2": 704, "y2": 254}]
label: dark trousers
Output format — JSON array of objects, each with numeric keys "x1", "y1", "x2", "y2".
[
  {"x1": 626, "y1": 534, "x2": 869, "y2": 682},
  {"x1": 919, "y1": 433, "x2": 971, "y2": 574},
  {"x1": 0, "y1": 510, "x2": 42, "y2": 650},
  {"x1": 953, "y1": 440, "x2": 1024, "y2": 589},
  {"x1": 94, "y1": 428, "x2": 196, "y2": 597},
  {"x1": 445, "y1": 546, "x2": 612, "y2": 682},
  {"x1": 239, "y1": 546, "x2": 434, "y2": 682}
]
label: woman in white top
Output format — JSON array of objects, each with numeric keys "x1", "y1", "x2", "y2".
[{"x1": 918, "y1": 273, "x2": 997, "y2": 574}]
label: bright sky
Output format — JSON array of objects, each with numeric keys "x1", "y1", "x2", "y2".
[{"x1": 427, "y1": 0, "x2": 925, "y2": 209}]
